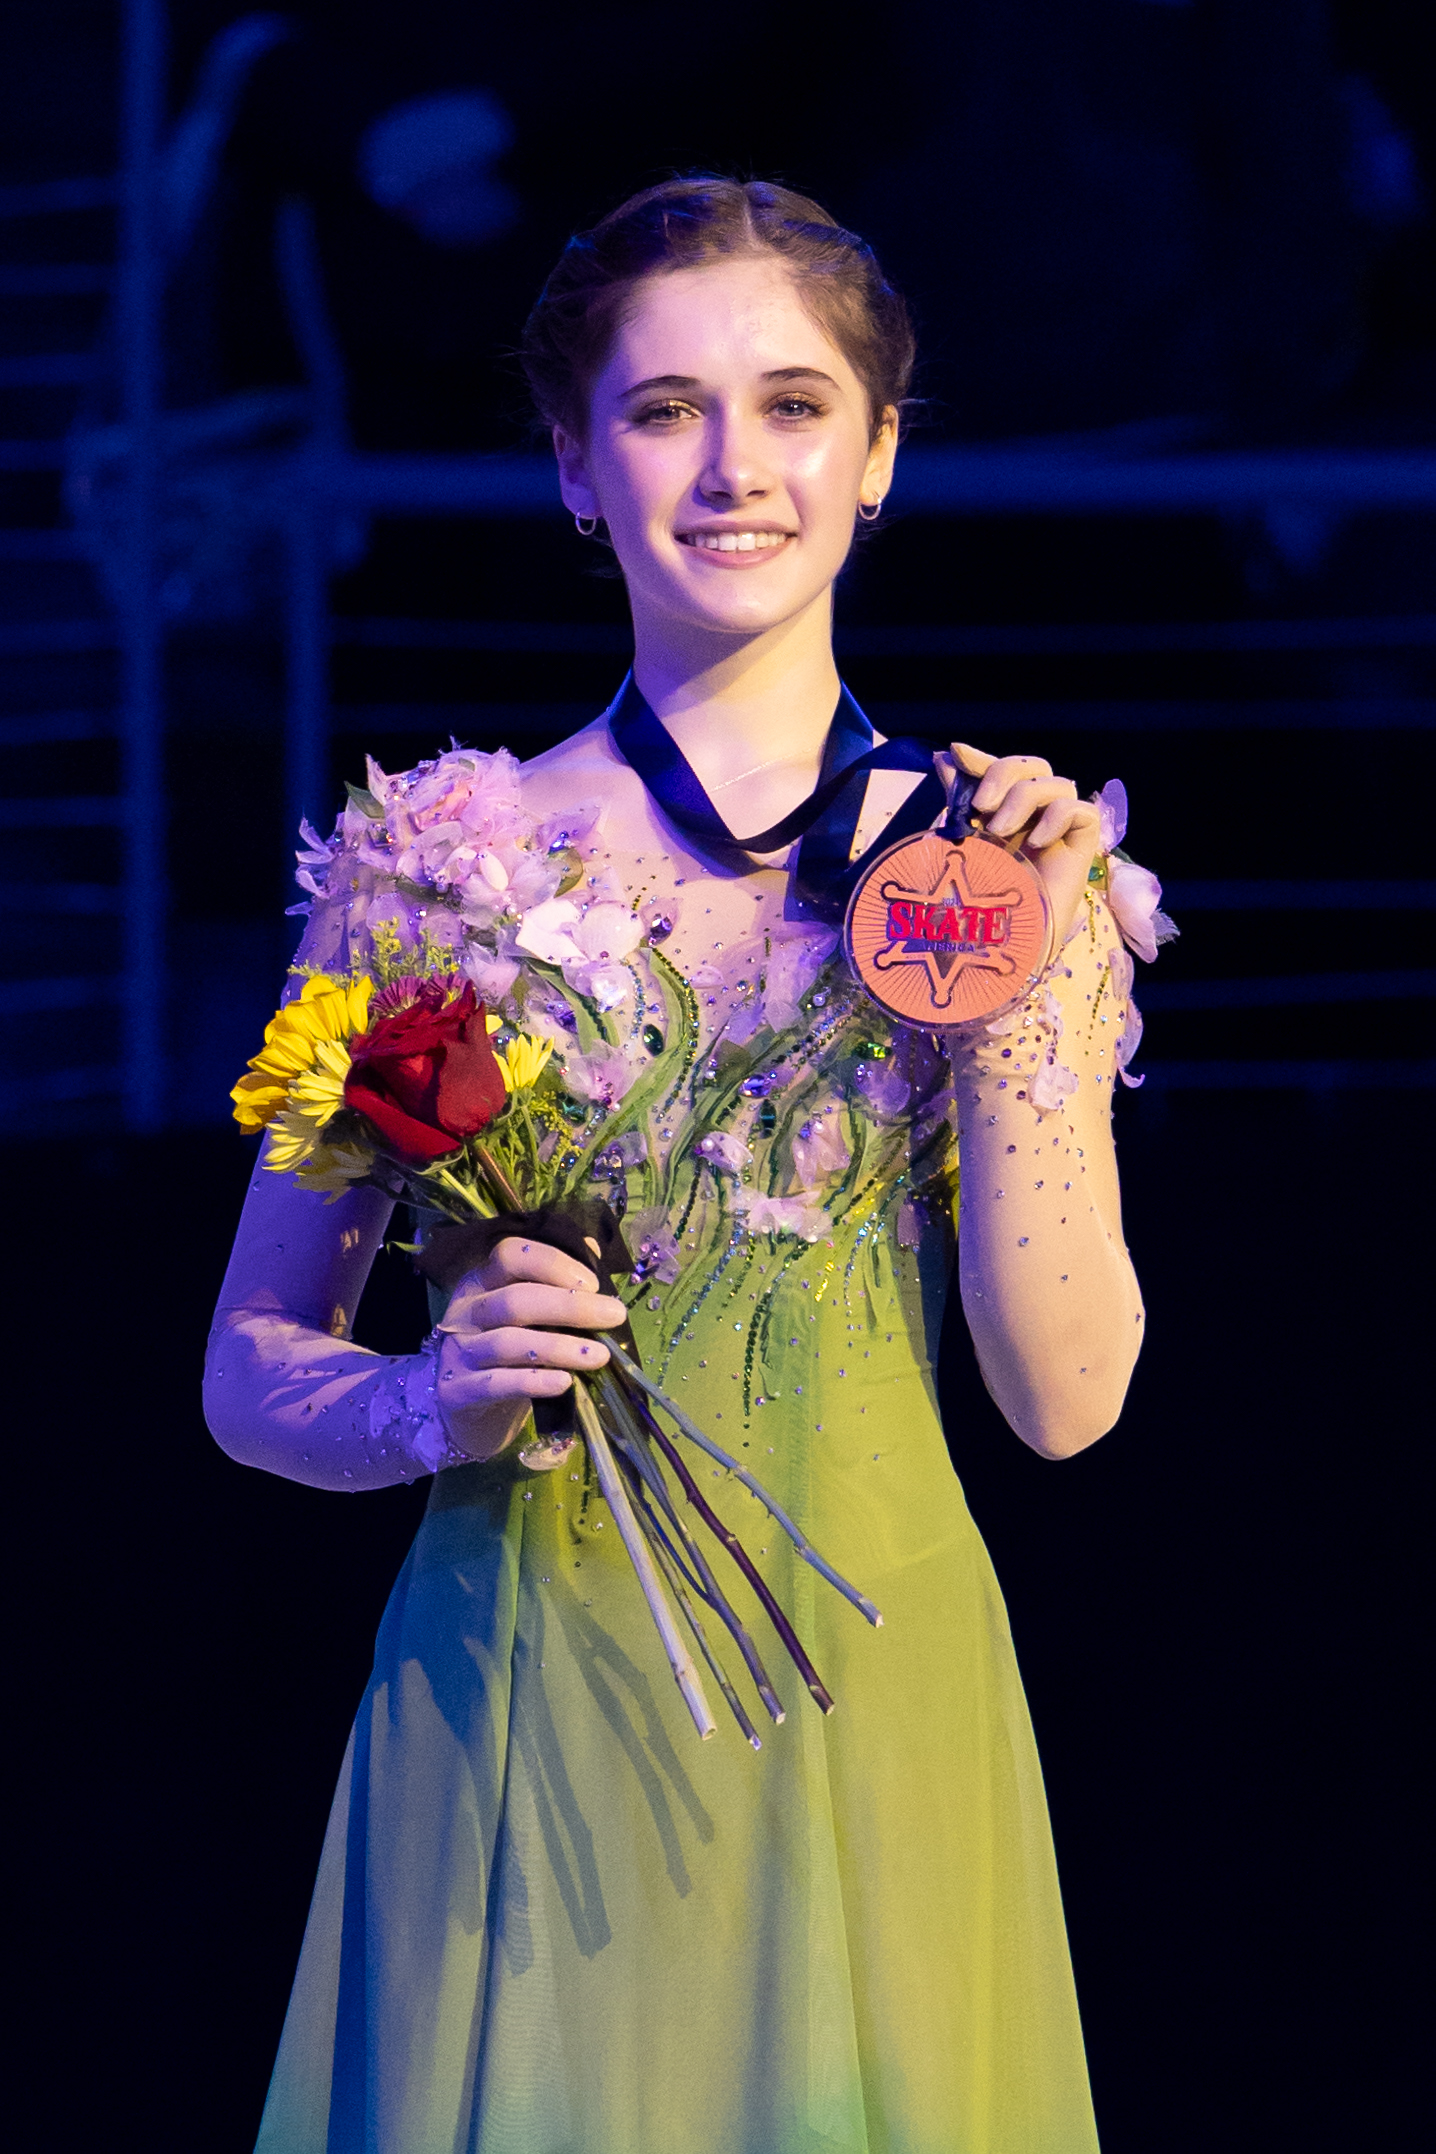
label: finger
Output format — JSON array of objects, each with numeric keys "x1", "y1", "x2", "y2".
[
  {"x1": 442, "y1": 1365, "x2": 576, "y2": 1408},
  {"x1": 443, "y1": 1281, "x2": 627, "y2": 1334},
  {"x1": 479, "y1": 1237, "x2": 602, "y2": 1294},
  {"x1": 444, "y1": 1260, "x2": 608, "y2": 1332},
  {"x1": 451, "y1": 1324, "x2": 612, "y2": 1373},
  {"x1": 1026, "y1": 796, "x2": 1100, "y2": 852},
  {"x1": 950, "y1": 741, "x2": 996, "y2": 779},
  {"x1": 972, "y1": 752, "x2": 1056, "y2": 813},
  {"x1": 982, "y1": 774, "x2": 1074, "y2": 836}
]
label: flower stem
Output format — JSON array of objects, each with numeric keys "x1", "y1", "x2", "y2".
[
  {"x1": 519, "y1": 1103, "x2": 542, "y2": 1190},
  {"x1": 599, "y1": 1337, "x2": 883, "y2": 1630},
  {"x1": 570, "y1": 1381, "x2": 717, "y2": 1741},
  {"x1": 641, "y1": 1507, "x2": 763, "y2": 1750},
  {"x1": 619, "y1": 1380, "x2": 836, "y2": 1717},
  {"x1": 595, "y1": 1369, "x2": 786, "y2": 1725},
  {"x1": 428, "y1": 1165, "x2": 492, "y2": 1219},
  {"x1": 472, "y1": 1141, "x2": 523, "y2": 1212}
]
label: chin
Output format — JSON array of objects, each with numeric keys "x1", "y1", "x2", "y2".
[{"x1": 658, "y1": 565, "x2": 830, "y2": 638}]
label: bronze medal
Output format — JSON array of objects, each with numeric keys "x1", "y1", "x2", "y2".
[{"x1": 844, "y1": 827, "x2": 1055, "y2": 1030}]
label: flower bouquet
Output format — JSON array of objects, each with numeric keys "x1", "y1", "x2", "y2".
[{"x1": 233, "y1": 746, "x2": 881, "y2": 1745}]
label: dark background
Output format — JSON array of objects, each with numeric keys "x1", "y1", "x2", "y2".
[{"x1": 3, "y1": 4, "x2": 1432, "y2": 2148}]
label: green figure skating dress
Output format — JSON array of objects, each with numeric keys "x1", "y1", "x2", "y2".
[{"x1": 255, "y1": 792, "x2": 1100, "y2": 2154}]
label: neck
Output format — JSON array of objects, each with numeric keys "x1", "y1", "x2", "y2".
[{"x1": 629, "y1": 588, "x2": 840, "y2": 810}]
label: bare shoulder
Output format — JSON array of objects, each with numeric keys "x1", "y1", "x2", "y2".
[
  {"x1": 517, "y1": 713, "x2": 622, "y2": 798},
  {"x1": 514, "y1": 709, "x2": 661, "y2": 847}
]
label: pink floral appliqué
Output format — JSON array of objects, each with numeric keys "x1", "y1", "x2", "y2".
[
  {"x1": 560, "y1": 1042, "x2": 640, "y2": 1109},
  {"x1": 515, "y1": 898, "x2": 644, "y2": 1010},
  {"x1": 852, "y1": 1056, "x2": 911, "y2": 1119},
  {"x1": 791, "y1": 1113, "x2": 850, "y2": 1186},
  {"x1": 627, "y1": 1207, "x2": 682, "y2": 1285},
  {"x1": 1093, "y1": 779, "x2": 1179, "y2": 966},
  {"x1": 695, "y1": 1131, "x2": 752, "y2": 1175},
  {"x1": 732, "y1": 1190, "x2": 828, "y2": 1242}
]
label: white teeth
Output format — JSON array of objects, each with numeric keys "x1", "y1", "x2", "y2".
[{"x1": 686, "y1": 531, "x2": 787, "y2": 551}]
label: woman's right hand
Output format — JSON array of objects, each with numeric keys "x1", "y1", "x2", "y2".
[{"x1": 431, "y1": 1235, "x2": 627, "y2": 1467}]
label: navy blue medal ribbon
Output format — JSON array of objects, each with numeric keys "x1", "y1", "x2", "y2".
[{"x1": 607, "y1": 673, "x2": 958, "y2": 924}]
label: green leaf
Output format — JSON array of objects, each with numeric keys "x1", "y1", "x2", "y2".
[
  {"x1": 554, "y1": 847, "x2": 585, "y2": 895},
  {"x1": 345, "y1": 782, "x2": 386, "y2": 820}
]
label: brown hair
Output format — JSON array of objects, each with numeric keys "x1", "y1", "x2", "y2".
[{"x1": 521, "y1": 176, "x2": 915, "y2": 444}]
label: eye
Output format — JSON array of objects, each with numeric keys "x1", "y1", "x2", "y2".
[
  {"x1": 632, "y1": 399, "x2": 699, "y2": 427},
  {"x1": 769, "y1": 394, "x2": 825, "y2": 421}
]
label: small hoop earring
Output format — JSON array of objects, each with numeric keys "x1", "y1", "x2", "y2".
[
  {"x1": 574, "y1": 513, "x2": 599, "y2": 537},
  {"x1": 856, "y1": 498, "x2": 883, "y2": 524}
]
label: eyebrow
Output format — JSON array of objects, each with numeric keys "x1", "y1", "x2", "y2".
[{"x1": 618, "y1": 366, "x2": 843, "y2": 398}]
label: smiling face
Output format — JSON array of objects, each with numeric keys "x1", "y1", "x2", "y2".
[{"x1": 554, "y1": 255, "x2": 896, "y2": 647}]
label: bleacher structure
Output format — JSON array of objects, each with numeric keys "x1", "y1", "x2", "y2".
[{"x1": 2, "y1": 0, "x2": 1433, "y2": 1135}]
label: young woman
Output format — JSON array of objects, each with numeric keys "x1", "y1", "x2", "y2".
[{"x1": 209, "y1": 178, "x2": 1151, "y2": 2153}]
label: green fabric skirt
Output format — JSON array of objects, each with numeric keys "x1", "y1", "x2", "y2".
[{"x1": 256, "y1": 1228, "x2": 1099, "y2": 2153}]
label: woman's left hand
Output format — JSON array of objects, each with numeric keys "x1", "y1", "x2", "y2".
[{"x1": 950, "y1": 742, "x2": 1102, "y2": 944}]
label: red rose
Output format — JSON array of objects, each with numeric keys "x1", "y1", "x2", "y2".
[{"x1": 345, "y1": 979, "x2": 507, "y2": 1164}]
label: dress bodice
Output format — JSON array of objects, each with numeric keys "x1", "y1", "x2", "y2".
[
  {"x1": 291, "y1": 729, "x2": 963, "y2": 1407},
  {"x1": 549, "y1": 826, "x2": 957, "y2": 1385}
]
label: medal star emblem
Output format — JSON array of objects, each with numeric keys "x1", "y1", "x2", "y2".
[
  {"x1": 871, "y1": 852, "x2": 1027, "y2": 1009},
  {"x1": 846, "y1": 829, "x2": 1053, "y2": 1028}
]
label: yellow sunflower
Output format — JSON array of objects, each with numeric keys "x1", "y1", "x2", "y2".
[
  {"x1": 231, "y1": 972, "x2": 373, "y2": 1133},
  {"x1": 294, "y1": 1138, "x2": 375, "y2": 1200},
  {"x1": 262, "y1": 1107, "x2": 325, "y2": 1173},
  {"x1": 289, "y1": 1035, "x2": 353, "y2": 1128}
]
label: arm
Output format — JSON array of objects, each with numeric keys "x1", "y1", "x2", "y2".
[
  {"x1": 204, "y1": 1154, "x2": 625, "y2": 1491},
  {"x1": 948, "y1": 749, "x2": 1145, "y2": 1459}
]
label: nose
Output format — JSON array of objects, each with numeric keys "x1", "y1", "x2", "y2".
[{"x1": 696, "y1": 404, "x2": 773, "y2": 508}]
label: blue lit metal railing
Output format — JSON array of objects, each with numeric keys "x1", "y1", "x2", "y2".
[
  {"x1": 277, "y1": 451, "x2": 1436, "y2": 1098},
  {"x1": 303, "y1": 441, "x2": 1436, "y2": 521},
  {"x1": 1, "y1": 4, "x2": 329, "y2": 1133},
  {"x1": 114, "y1": 0, "x2": 167, "y2": 1133},
  {"x1": 281, "y1": 442, "x2": 1436, "y2": 846},
  {"x1": 0, "y1": 10, "x2": 164, "y2": 1132}
]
